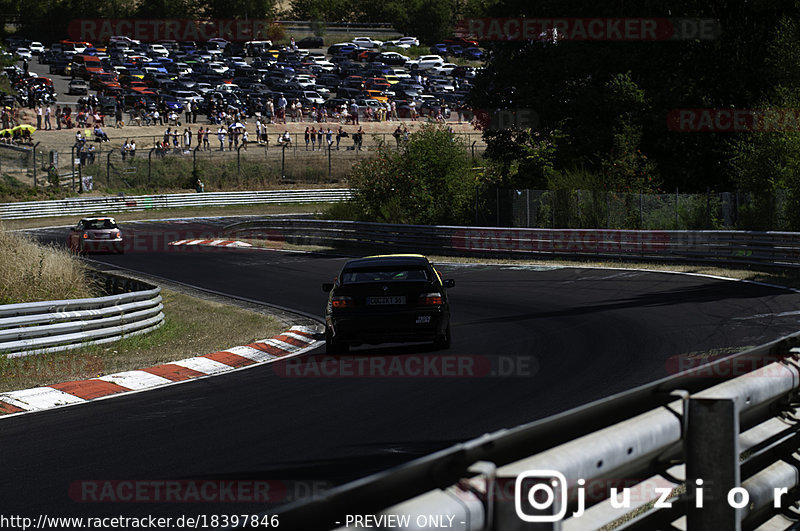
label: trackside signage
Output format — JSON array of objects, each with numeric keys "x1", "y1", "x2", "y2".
[
  {"x1": 451, "y1": 229, "x2": 671, "y2": 254},
  {"x1": 68, "y1": 19, "x2": 274, "y2": 42}
]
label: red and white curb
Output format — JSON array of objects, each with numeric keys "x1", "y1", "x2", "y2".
[
  {"x1": 0, "y1": 325, "x2": 321, "y2": 416},
  {"x1": 168, "y1": 239, "x2": 253, "y2": 248}
]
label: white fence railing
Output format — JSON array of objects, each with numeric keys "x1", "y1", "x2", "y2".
[
  {"x1": 0, "y1": 274, "x2": 164, "y2": 358},
  {"x1": 0, "y1": 189, "x2": 351, "y2": 220}
]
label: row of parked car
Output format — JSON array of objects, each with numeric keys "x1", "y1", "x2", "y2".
[{"x1": 3, "y1": 35, "x2": 483, "y2": 121}]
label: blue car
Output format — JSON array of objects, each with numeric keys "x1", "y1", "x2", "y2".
[
  {"x1": 462, "y1": 47, "x2": 484, "y2": 61},
  {"x1": 159, "y1": 94, "x2": 184, "y2": 112},
  {"x1": 429, "y1": 43, "x2": 448, "y2": 55}
]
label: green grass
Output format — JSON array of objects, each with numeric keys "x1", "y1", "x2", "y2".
[{"x1": 0, "y1": 289, "x2": 287, "y2": 394}]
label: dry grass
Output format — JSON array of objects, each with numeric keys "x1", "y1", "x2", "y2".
[
  {"x1": 0, "y1": 227, "x2": 95, "y2": 304},
  {"x1": 0, "y1": 289, "x2": 287, "y2": 393}
]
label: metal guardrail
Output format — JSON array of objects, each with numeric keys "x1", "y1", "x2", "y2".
[
  {"x1": 0, "y1": 272, "x2": 164, "y2": 358},
  {"x1": 217, "y1": 218, "x2": 800, "y2": 529},
  {"x1": 226, "y1": 218, "x2": 800, "y2": 269},
  {"x1": 0, "y1": 189, "x2": 351, "y2": 220},
  {"x1": 274, "y1": 334, "x2": 800, "y2": 530}
]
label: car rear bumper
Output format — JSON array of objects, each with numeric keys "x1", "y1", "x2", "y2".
[
  {"x1": 82, "y1": 238, "x2": 124, "y2": 252},
  {"x1": 328, "y1": 307, "x2": 448, "y2": 344}
]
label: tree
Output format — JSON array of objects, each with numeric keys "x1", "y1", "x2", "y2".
[
  {"x1": 348, "y1": 126, "x2": 476, "y2": 225},
  {"x1": 469, "y1": 0, "x2": 800, "y2": 193}
]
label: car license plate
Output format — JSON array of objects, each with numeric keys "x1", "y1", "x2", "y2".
[{"x1": 367, "y1": 296, "x2": 405, "y2": 305}]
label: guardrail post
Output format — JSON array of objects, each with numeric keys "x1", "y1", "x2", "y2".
[
  {"x1": 32, "y1": 141, "x2": 40, "y2": 186},
  {"x1": 71, "y1": 143, "x2": 77, "y2": 192},
  {"x1": 281, "y1": 143, "x2": 288, "y2": 180},
  {"x1": 106, "y1": 150, "x2": 113, "y2": 187},
  {"x1": 687, "y1": 397, "x2": 741, "y2": 531},
  {"x1": 193, "y1": 144, "x2": 200, "y2": 176},
  {"x1": 148, "y1": 148, "x2": 155, "y2": 186}
]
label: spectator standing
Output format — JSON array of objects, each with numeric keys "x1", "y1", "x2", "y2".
[
  {"x1": 277, "y1": 94, "x2": 287, "y2": 124},
  {"x1": 55, "y1": 105, "x2": 62, "y2": 130},
  {"x1": 310, "y1": 126, "x2": 316, "y2": 150},
  {"x1": 44, "y1": 105, "x2": 52, "y2": 130},
  {"x1": 336, "y1": 126, "x2": 344, "y2": 150},
  {"x1": 185, "y1": 100, "x2": 192, "y2": 125},
  {"x1": 36, "y1": 105, "x2": 42, "y2": 130},
  {"x1": 350, "y1": 101, "x2": 359, "y2": 125},
  {"x1": 217, "y1": 126, "x2": 226, "y2": 150},
  {"x1": 304, "y1": 126, "x2": 310, "y2": 150}
]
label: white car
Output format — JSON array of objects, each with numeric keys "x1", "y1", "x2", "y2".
[
  {"x1": 412, "y1": 55, "x2": 445, "y2": 71},
  {"x1": 146, "y1": 44, "x2": 170, "y2": 57},
  {"x1": 174, "y1": 63, "x2": 192, "y2": 76},
  {"x1": 352, "y1": 37, "x2": 384, "y2": 49},
  {"x1": 15, "y1": 48, "x2": 32, "y2": 60},
  {"x1": 293, "y1": 75, "x2": 317, "y2": 89},
  {"x1": 430, "y1": 62, "x2": 458, "y2": 76},
  {"x1": 314, "y1": 60, "x2": 336, "y2": 72},
  {"x1": 391, "y1": 67, "x2": 411, "y2": 80},
  {"x1": 207, "y1": 62, "x2": 228, "y2": 74},
  {"x1": 398, "y1": 36, "x2": 420, "y2": 47},
  {"x1": 384, "y1": 36, "x2": 420, "y2": 49},
  {"x1": 29, "y1": 42, "x2": 45, "y2": 55}
]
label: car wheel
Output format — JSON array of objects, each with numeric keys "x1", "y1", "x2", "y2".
[
  {"x1": 434, "y1": 323, "x2": 451, "y2": 350},
  {"x1": 325, "y1": 327, "x2": 349, "y2": 354}
]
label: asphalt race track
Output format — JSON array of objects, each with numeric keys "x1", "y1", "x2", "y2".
[{"x1": 5, "y1": 219, "x2": 800, "y2": 523}]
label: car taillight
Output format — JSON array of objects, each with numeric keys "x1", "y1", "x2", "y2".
[
  {"x1": 331, "y1": 296, "x2": 354, "y2": 308},
  {"x1": 82, "y1": 232, "x2": 88, "y2": 239},
  {"x1": 418, "y1": 293, "x2": 443, "y2": 305}
]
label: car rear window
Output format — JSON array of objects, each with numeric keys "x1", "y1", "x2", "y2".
[
  {"x1": 83, "y1": 219, "x2": 118, "y2": 229},
  {"x1": 341, "y1": 267, "x2": 429, "y2": 284}
]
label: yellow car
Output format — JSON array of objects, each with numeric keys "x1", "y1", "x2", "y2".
[{"x1": 365, "y1": 90, "x2": 388, "y2": 103}]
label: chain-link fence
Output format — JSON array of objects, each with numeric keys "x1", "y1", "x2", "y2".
[
  {"x1": 477, "y1": 188, "x2": 795, "y2": 231},
  {"x1": 1, "y1": 131, "x2": 486, "y2": 194}
]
